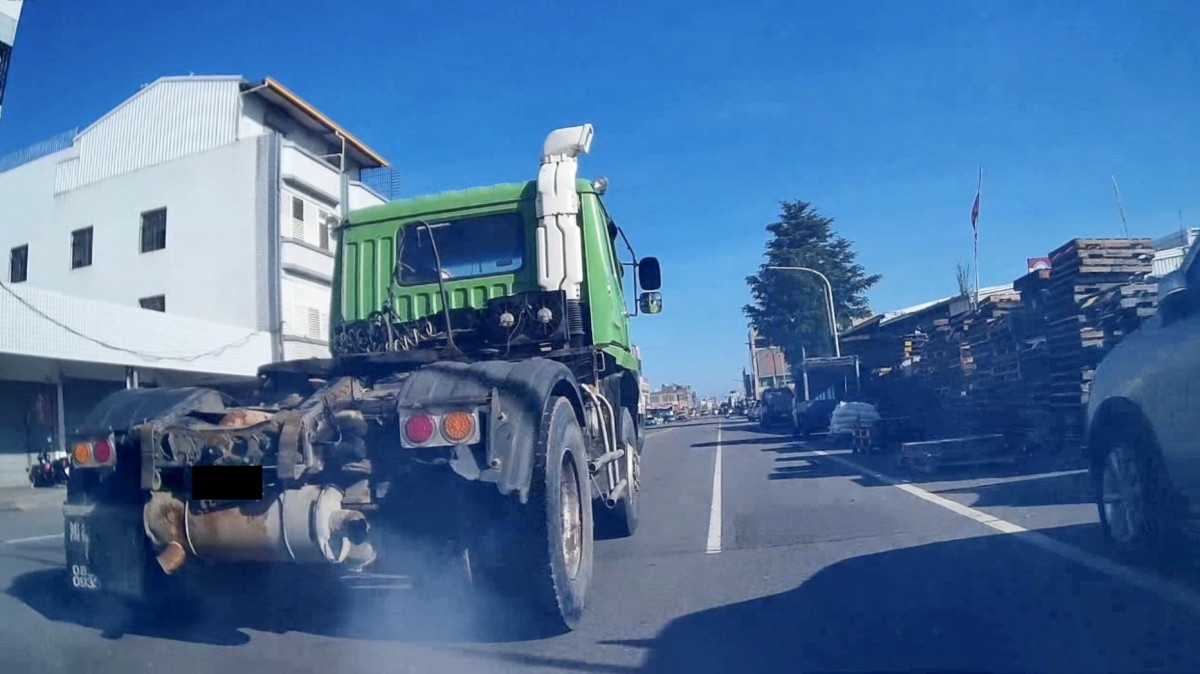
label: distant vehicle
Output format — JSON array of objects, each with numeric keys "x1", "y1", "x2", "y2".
[
  {"x1": 652, "y1": 409, "x2": 676, "y2": 424},
  {"x1": 747, "y1": 401, "x2": 762, "y2": 422},
  {"x1": 793, "y1": 398, "x2": 840, "y2": 437},
  {"x1": 1087, "y1": 265, "x2": 1200, "y2": 557},
  {"x1": 759, "y1": 388, "x2": 794, "y2": 429}
]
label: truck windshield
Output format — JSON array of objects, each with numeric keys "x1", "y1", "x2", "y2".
[{"x1": 396, "y1": 212, "x2": 524, "y2": 286}]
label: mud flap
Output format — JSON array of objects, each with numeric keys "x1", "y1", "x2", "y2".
[{"x1": 63, "y1": 503, "x2": 151, "y2": 600}]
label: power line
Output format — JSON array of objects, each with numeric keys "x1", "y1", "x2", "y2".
[{"x1": 0, "y1": 280, "x2": 261, "y2": 363}]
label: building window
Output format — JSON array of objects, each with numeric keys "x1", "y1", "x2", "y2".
[
  {"x1": 318, "y1": 209, "x2": 331, "y2": 251},
  {"x1": 291, "y1": 196, "x2": 305, "y2": 240},
  {"x1": 71, "y1": 227, "x2": 93, "y2": 269},
  {"x1": 307, "y1": 307, "x2": 321, "y2": 339},
  {"x1": 9, "y1": 244, "x2": 28, "y2": 283},
  {"x1": 0, "y1": 43, "x2": 11, "y2": 109},
  {"x1": 140, "y1": 208, "x2": 167, "y2": 253},
  {"x1": 139, "y1": 295, "x2": 166, "y2": 312}
]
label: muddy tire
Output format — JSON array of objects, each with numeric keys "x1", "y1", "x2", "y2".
[
  {"x1": 473, "y1": 396, "x2": 592, "y2": 632},
  {"x1": 596, "y1": 408, "x2": 640, "y2": 538}
]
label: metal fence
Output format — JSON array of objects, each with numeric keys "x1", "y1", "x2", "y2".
[
  {"x1": 360, "y1": 166, "x2": 400, "y2": 201},
  {"x1": 0, "y1": 128, "x2": 77, "y2": 173}
]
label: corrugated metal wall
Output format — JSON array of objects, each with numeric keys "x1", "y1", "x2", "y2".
[
  {"x1": 55, "y1": 78, "x2": 241, "y2": 193},
  {"x1": 1153, "y1": 246, "x2": 1187, "y2": 278}
]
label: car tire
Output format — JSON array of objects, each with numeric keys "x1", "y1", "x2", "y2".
[{"x1": 1093, "y1": 438, "x2": 1178, "y2": 559}]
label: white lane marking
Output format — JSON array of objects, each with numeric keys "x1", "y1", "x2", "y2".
[
  {"x1": 814, "y1": 450, "x2": 1200, "y2": 613},
  {"x1": 2, "y1": 533, "x2": 62, "y2": 545},
  {"x1": 706, "y1": 423, "x2": 723, "y2": 554}
]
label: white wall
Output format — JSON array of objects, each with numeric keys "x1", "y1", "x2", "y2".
[
  {"x1": 281, "y1": 275, "x2": 331, "y2": 342},
  {"x1": 281, "y1": 241, "x2": 334, "y2": 281},
  {"x1": 17, "y1": 138, "x2": 261, "y2": 328},
  {"x1": 0, "y1": 150, "x2": 63, "y2": 260},
  {"x1": 281, "y1": 144, "x2": 342, "y2": 203},
  {"x1": 349, "y1": 181, "x2": 387, "y2": 211},
  {"x1": 284, "y1": 340, "x2": 331, "y2": 360}
]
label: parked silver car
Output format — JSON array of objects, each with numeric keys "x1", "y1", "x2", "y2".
[{"x1": 1087, "y1": 261, "x2": 1200, "y2": 556}]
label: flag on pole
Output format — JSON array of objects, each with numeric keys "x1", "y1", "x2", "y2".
[
  {"x1": 971, "y1": 170, "x2": 982, "y2": 235},
  {"x1": 971, "y1": 167, "x2": 982, "y2": 308}
]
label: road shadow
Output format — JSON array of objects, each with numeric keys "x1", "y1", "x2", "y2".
[
  {"x1": 625, "y1": 524, "x2": 1200, "y2": 673},
  {"x1": 841, "y1": 449, "x2": 1090, "y2": 486},
  {"x1": 723, "y1": 423, "x2": 792, "y2": 436},
  {"x1": 768, "y1": 453, "x2": 890, "y2": 487},
  {"x1": 692, "y1": 436, "x2": 793, "y2": 449},
  {"x1": 8, "y1": 561, "x2": 561, "y2": 647},
  {"x1": 934, "y1": 470, "x2": 1094, "y2": 508}
]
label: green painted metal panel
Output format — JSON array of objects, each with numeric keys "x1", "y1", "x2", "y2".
[{"x1": 336, "y1": 183, "x2": 543, "y2": 324}]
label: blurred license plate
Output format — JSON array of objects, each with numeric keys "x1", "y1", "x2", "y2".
[{"x1": 191, "y1": 465, "x2": 263, "y2": 501}]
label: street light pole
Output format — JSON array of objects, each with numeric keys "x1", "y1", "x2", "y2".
[{"x1": 767, "y1": 266, "x2": 841, "y2": 358}]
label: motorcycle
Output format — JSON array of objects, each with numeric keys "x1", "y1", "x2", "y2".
[{"x1": 28, "y1": 452, "x2": 69, "y2": 488}]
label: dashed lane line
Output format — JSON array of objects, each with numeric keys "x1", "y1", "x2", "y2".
[{"x1": 706, "y1": 423, "x2": 723, "y2": 554}]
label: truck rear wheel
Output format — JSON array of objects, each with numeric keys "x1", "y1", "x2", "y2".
[
  {"x1": 475, "y1": 396, "x2": 592, "y2": 631},
  {"x1": 596, "y1": 408, "x2": 640, "y2": 538}
]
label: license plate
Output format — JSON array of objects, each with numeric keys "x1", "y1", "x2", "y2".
[
  {"x1": 190, "y1": 465, "x2": 263, "y2": 501},
  {"x1": 70, "y1": 563, "x2": 101, "y2": 590},
  {"x1": 64, "y1": 518, "x2": 100, "y2": 591}
]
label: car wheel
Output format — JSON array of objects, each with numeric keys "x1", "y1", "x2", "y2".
[{"x1": 1095, "y1": 440, "x2": 1174, "y2": 557}]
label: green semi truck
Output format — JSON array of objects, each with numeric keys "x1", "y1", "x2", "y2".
[{"x1": 61, "y1": 124, "x2": 661, "y2": 630}]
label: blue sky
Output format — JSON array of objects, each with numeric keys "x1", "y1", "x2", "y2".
[{"x1": 3, "y1": 0, "x2": 1200, "y2": 397}]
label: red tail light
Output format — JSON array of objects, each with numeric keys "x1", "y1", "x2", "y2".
[
  {"x1": 93, "y1": 438, "x2": 114, "y2": 464},
  {"x1": 404, "y1": 415, "x2": 436, "y2": 445}
]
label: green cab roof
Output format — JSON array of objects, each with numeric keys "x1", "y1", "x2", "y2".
[{"x1": 348, "y1": 178, "x2": 598, "y2": 227}]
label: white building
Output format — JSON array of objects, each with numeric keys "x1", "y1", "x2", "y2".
[
  {"x1": 0, "y1": 75, "x2": 390, "y2": 486},
  {"x1": 1151, "y1": 228, "x2": 1198, "y2": 278},
  {"x1": 0, "y1": 0, "x2": 23, "y2": 119}
]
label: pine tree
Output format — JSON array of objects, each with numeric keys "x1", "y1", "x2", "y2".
[{"x1": 744, "y1": 201, "x2": 880, "y2": 362}]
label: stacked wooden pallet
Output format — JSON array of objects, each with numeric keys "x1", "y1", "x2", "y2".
[
  {"x1": 1041, "y1": 239, "x2": 1154, "y2": 452},
  {"x1": 910, "y1": 293, "x2": 1023, "y2": 437}
]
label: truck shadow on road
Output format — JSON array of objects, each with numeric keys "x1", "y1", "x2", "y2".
[
  {"x1": 8, "y1": 563, "x2": 563, "y2": 646},
  {"x1": 616, "y1": 524, "x2": 1200, "y2": 673},
  {"x1": 691, "y1": 436, "x2": 794, "y2": 449}
]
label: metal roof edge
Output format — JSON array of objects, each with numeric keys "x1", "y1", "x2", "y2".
[{"x1": 254, "y1": 77, "x2": 389, "y2": 168}]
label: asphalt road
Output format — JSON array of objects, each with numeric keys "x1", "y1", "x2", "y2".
[{"x1": 3, "y1": 417, "x2": 1200, "y2": 672}]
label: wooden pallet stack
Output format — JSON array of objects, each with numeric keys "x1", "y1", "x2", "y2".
[
  {"x1": 1009, "y1": 268, "x2": 1055, "y2": 450},
  {"x1": 1080, "y1": 279, "x2": 1158, "y2": 344},
  {"x1": 911, "y1": 293, "x2": 1023, "y2": 437},
  {"x1": 1041, "y1": 238, "x2": 1154, "y2": 452}
]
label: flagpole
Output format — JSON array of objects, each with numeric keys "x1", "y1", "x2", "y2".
[{"x1": 974, "y1": 166, "x2": 982, "y2": 309}]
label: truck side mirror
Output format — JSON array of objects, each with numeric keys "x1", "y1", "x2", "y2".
[
  {"x1": 638, "y1": 257, "x2": 662, "y2": 291},
  {"x1": 639, "y1": 292, "x2": 663, "y2": 315},
  {"x1": 1158, "y1": 270, "x2": 1192, "y2": 326}
]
